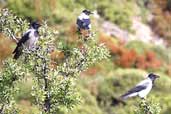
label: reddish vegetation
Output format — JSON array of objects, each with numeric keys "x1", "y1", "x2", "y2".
[
  {"x1": 67, "y1": 24, "x2": 90, "y2": 42},
  {"x1": 50, "y1": 50, "x2": 65, "y2": 68},
  {"x1": 145, "y1": 51, "x2": 162, "y2": 69},
  {"x1": 136, "y1": 55, "x2": 146, "y2": 69},
  {"x1": 99, "y1": 33, "x2": 117, "y2": 52},
  {"x1": 0, "y1": 34, "x2": 14, "y2": 64},
  {"x1": 166, "y1": 64, "x2": 171, "y2": 76},
  {"x1": 83, "y1": 66, "x2": 101, "y2": 76},
  {"x1": 68, "y1": 24, "x2": 78, "y2": 42},
  {"x1": 136, "y1": 51, "x2": 162, "y2": 69},
  {"x1": 99, "y1": 33, "x2": 163, "y2": 70},
  {"x1": 118, "y1": 49, "x2": 137, "y2": 68}
]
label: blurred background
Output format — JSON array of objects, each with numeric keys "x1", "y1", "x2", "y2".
[{"x1": 0, "y1": 0, "x2": 171, "y2": 114}]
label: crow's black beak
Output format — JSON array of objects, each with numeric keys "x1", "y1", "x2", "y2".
[
  {"x1": 90, "y1": 12, "x2": 93, "y2": 14},
  {"x1": 37, "y1": 23, "x2": 41, "y2": 26},
  {"x1": 156, "y1": 75, "x2": 160, "y2": 78}
]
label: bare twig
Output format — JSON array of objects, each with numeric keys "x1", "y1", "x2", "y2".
[{"x1": 5, "y1": 28, "x2": 18, "y2": 43}]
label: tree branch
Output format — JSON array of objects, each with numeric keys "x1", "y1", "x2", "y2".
[
  {"x1": 5, "y1": 28, "x2": 18, "y2": 43},
  {"x1": 42, "y1": 56, "x2": 51, "y2": 113}
]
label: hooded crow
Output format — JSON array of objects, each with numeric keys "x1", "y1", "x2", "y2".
[
  {"x1": 76, "y1": 9, "x2": 93, "y2": 32},
  {"x1": 121, "y1": 73, "x2": 159, "y2": 100},
  {"x1": 13, "y1": 21, "x2": 41, "y2": 59}
]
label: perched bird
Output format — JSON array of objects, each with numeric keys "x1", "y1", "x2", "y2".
[
  {"x1": 76, "y1": 9, "x2": 93, "y2": 34},
  {"x1": 13, "y1": 21, "x2": 41, "y2": 59},
  {"x1": 120, "y1": 73, "x2": 159, "y2": 100}
]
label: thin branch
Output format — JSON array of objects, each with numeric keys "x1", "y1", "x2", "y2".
[
  {"x1": 5, "y1": 28, "x2": 18, "y2": 43},
  {"x1": 42, "y1": 53, "x2": 51, "y2": 113}
]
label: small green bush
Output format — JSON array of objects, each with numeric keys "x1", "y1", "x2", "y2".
[{"x1": 135, "y1": 99, "x2": 161, "y2": 114}]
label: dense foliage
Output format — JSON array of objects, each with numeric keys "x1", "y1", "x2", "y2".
[
  {"x1": 135, "y1": 99, "x2": 161, "y2": 114},
  {"x1": 0, "y1": 9, "x2": 109, "y2": 113}
]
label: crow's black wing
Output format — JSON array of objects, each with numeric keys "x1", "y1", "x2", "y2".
[
  {"x1": 121, "y1": 85, "x2": 147, "y2": 99},
  {"x1": 82, "y1": 19, "x2": 90, "y2": 25},
  {"x1": 13, "y1": 31, "x2": 30, "y2": 54},
  {"x1": 76, "y1": 19, "x2": 84, "y2": 29},
  {"x1": 13, "y1": 31, "x2": 30, "y2": 59},
  {"x1": 126, "y1": 85, "x2": 147, "y2": 94},
  {"x1": 17, "y1": 31, "x2": 31, "y2": 46},
  {"x1": 77, "y1": 18, "x2": 90, "y2": 29}
]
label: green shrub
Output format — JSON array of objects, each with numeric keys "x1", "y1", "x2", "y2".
[
  {"x1": 64, "y1": 87, "x2": 103, "y2": 114},
  {"x1": 135, "y1": 99, "x2": 161, "y2": 114},
  {"x1": 125, "y1": 40, "x2": 151, "y2": 55}
]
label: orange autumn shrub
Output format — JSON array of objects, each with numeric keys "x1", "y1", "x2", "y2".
[
  {"x1": 98, "y1": 33, "x2": 165, "y2": 71},
  {"x1": 0, "y1": 34, "x2": 14, "y2": 64},
  {"x1": 148, "y1": 59, "x2": 162, "y2": 69},
  {"x1": 117, "y1": 49, "x2": 137, "y2": 68},
  {"x1": 135, "y1": 52, "x2": 162, "y2": 70},
  {"x1": 50, "y1": 50, "x2": 65, "y2": 68},
  {"x1": 146, "y1": 51, "x2": 156, "y2": 61},
  {"x1": 83, "y1": 66, "x2": 101, "y2": 76},
  {"x1": 145, "y1": 51, "x2": 162, "y2": 69},
  {"x1": 99, "y1": 33, "x2": 120, "y2": 54},
  {"x1": 80, "y1": 29, "x2": 91, "y2": 38},
  {"x1": 166, "y1": 64, "x2": 171, "y2": 76},
  {"x1": 136, "y1": 55, "x2": 147, "y2": 69},
  {"x1": 67, "y1": 24, "x2": 78, "y2": 43},
  {"x1": 117, "y1": 50, "x2": 162, "y2": 69}
]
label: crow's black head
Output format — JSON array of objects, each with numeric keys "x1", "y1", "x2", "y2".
[
  {"x1": 148, "y1": 73, "x2": 159, "y2": 81},
  {"x1": 82, "y1": 9, "x2": 93, "y2": 15},
  {"x1": 30, "y1": 21, "x2": 41, "y2": 29}
]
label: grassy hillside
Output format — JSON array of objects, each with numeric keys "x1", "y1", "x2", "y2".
[{"x1": 0, "y1": 0, "x2": 171, "y2": 114}]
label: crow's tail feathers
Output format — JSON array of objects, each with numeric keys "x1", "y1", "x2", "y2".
[
  {"x1": 120, "y1": 94, "x2": 129, "y2": 100},
  {"x1": 111, "y1": 97, "x2": 127, "y2": 106},
  {"x1": 12, "y1": 46, "x2": 17, "y2": 54},
  {"x1": 120, "y1": 91, "x2": 138, "y2": 100},
  {"x1": 13, "y1": 52, "x2": 21, "y2": 59},
  {"x1": 13, "y1": 46, "x2": 22, "y2": 59}
]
